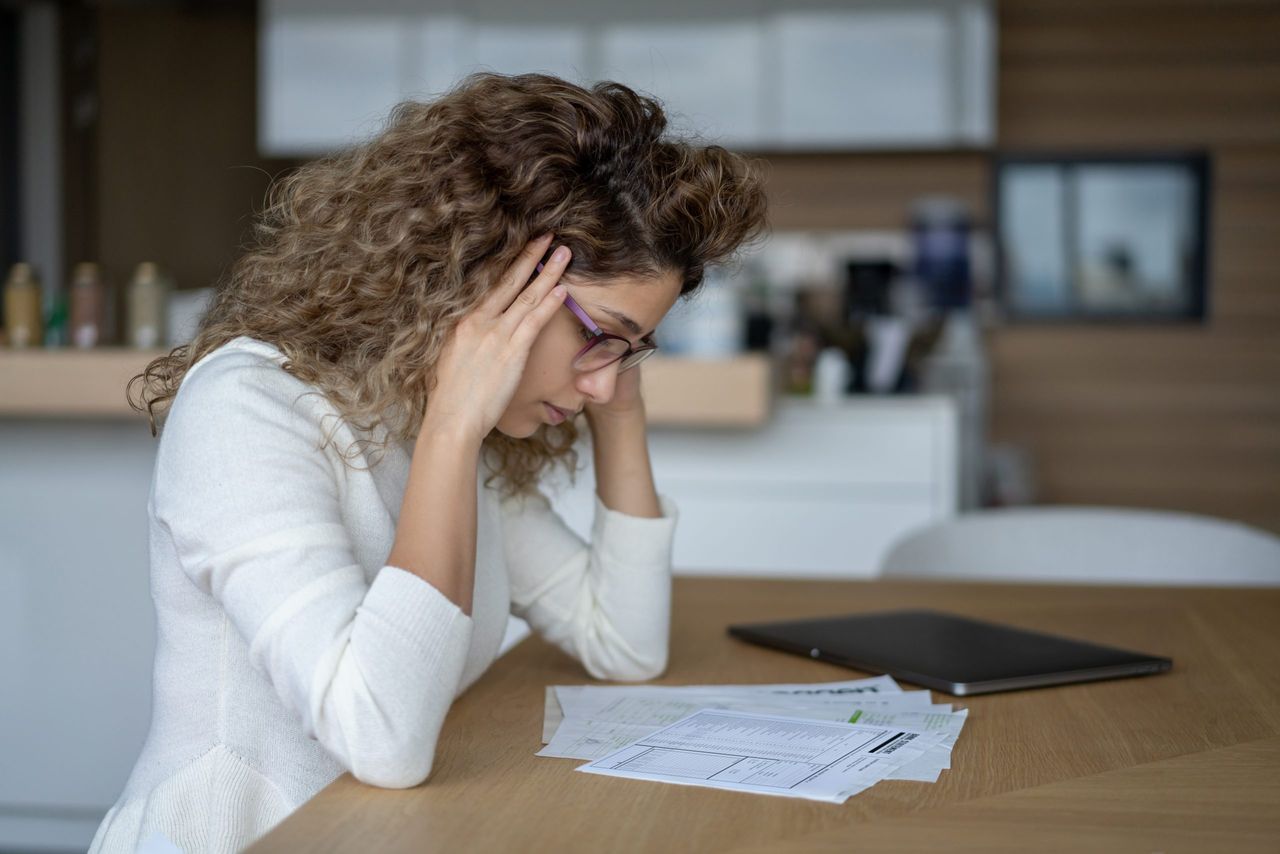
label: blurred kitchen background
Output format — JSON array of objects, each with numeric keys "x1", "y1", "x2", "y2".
[{"x1": 2, "y1": 0, "x2": 1279, "y2": 850}]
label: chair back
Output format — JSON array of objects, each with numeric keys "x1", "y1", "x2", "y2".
[{"x1": 879, "y1": 507, "x2": 1280, "y2": 586}]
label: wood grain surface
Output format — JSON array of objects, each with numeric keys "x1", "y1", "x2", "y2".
[{"x1": 249, "y1": 577, "x2": 1280, "y2": 853}]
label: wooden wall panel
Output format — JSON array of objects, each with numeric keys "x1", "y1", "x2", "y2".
[
  {"x1": 988, "y1": 0, "x2": 1280, "y2": 532},
  {"x1": 760, "y1": 152, "x2": 989, "y2": 231},
  {"x1": 96, "y1": 7, "x2": 280, "y2": 301}
]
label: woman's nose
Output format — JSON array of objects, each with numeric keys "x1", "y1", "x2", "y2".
[{"x1": 576, "y1": 361, "x2": 620, "y2": 404}]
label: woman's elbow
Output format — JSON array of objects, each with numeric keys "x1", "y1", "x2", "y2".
[
  {"x1": 609, "y1": 662, "x2": 667, "y2": 683},
  {"x1": 349, "y1": 745, "x2": 438, "y2": 789},
  {"x1": 585, "y1": 646, "x2": 668, "y2": 683}
]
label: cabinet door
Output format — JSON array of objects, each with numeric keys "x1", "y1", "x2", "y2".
[
  {"x1": 655, "y1": 488, "x2": 942, "y2": 577},
  {"x1": 772, "y1": 9, "x2": 952, "y2": 147},
  {"x1": 544, "y1": 398, "x2": 957, "y2": 576},
  {"x1": 259, "y1": 1, "x2": 994, "y2": 155},
  {"x1": 770, "y1": 4, "x2": 994, "y2": 148},
  {"x1": 0, "y1": 422, "x2": 157, "y2": 850}
]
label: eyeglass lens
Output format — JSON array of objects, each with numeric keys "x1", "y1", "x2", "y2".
[{"x1": 572, "y1": 337, "x2": 654, "y2": 373}]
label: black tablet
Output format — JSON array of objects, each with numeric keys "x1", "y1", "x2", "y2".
[{"x1": 728, "y1": 609, "x2": 1172, "y2": 696}]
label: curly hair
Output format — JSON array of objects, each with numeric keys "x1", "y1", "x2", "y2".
[{"x1": 128, "y1": 72, "x2": 769, "y2": 495}]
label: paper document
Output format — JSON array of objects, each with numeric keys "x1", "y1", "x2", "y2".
[
  {"x1": 538, "y1": 676, "x2": 970, "y2": 802},
  {"x1": 541, "y1": 689, "x2": 945, "y2": 761},
  {"x1": 851, "y1": 708, "x2": 969, "y2": 782},
  {"x1": 541, "y1": 675, "x2": 925, "y2": 749},
  {"x1": 576, "y1": 709, "x2": 946, "y2": 804}
]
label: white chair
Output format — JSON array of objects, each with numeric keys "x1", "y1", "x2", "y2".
[{"x1": 879, "y1": 506, "x2": 1280, "y2": 586}]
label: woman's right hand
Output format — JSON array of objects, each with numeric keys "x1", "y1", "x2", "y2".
[{"x1": 423, "y1": 233, "x2": 571, "y2": 443}]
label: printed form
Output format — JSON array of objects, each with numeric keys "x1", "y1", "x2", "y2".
[
  {"x1": 540, "y1": 675, "x2": 933, "y2": 757},
  {"x1": 541, "y1": 691, "x2": 945, "y2": 762},
  {"x1": 575, "y1": 708, "x2": 947, "y2": 804}
]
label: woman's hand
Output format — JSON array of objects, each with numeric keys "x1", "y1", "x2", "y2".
[
  {"x1": 583, "y1": 363, "x2": 661, "y2": 518},
  {"x1": 424, "y1": 233, "x2": 570, "y2": 442},
  {"x1": 584, "y1": 363, "x2": 645, "y2": 422}
]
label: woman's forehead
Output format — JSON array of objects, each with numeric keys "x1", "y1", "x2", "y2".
[
  {"x1": 566, "y1": 270, "x2": 681, "y2": 331},
  {"x1": 563, "y1": 268, "x2": 681, "y2": 298}
]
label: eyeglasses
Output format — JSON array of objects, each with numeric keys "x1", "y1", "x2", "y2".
[{"x1": 534, "y1": 261, "x2": 659, "y2": 373}]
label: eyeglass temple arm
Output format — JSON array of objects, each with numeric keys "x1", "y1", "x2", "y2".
[{"x1": 534, "y1": 261, "x2": 599, "y2": 332}]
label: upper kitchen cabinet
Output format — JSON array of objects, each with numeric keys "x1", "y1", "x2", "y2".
[{"x1": 259, "y1": 0, "x2": 995, "y2": 157}]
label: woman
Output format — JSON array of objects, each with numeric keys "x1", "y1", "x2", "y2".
[{"x1": 89, "y1": 72, "x2": 767, "y2": 853}]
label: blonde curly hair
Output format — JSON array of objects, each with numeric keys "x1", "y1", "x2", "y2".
[{"x1": 128, "y1": 72, "x2": 769, "y2": 495}]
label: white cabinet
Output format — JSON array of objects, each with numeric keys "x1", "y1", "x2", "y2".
[
  {"x1": 543, "y1": 395, "x2": 959, "y2": 577},
  {"x1": 0, "y1": 421, "x2": 158, "y2": 852},
  {"x1": 259, "y1": 0, "x2": 995, "y2": 156}
]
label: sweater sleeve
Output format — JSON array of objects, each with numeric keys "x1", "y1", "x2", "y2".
[
  {"x1": 498, "y1": 483, "x2": 678, "y2": 682},
  {"x1": 153, "y1": 353, "x2": 472, "y2": 789}
]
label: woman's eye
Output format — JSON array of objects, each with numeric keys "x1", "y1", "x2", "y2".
[{"x1": 578, "y1": 327, "x2": 595, "y2": 342}]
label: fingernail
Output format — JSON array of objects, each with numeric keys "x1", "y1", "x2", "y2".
[
  {"x1": 552, "y1": 245, "x2": 570, "y2": 262},
  {"x1": 552, "y1": 285, "x2": 566, "y2": 297},
  {"x1": 539, "y1": 232, "x2": 554, "y2": 242}
]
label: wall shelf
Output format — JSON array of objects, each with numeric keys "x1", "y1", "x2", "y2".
[
  {"x1": 0, "y1": 348, "x2": 165, "y2": 418},
  {"x1": 0, "y1": 349, "x2": 774, "y2": 426},
  {"x1": 640, "y1": 353, "x2": 773, "y2": 427}
]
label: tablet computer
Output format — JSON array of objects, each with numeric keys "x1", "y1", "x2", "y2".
[{"x1": 727, "y1": 609, "x2": 1172, "y2": 696}]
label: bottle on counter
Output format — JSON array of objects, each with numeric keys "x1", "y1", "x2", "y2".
[
  {"x1": 671, "y1": 267, "x2": 744, "y2": 358},
  {"x1": 4, "y1": 262, "x2": 44, "y2": 348},
  {"x1": 44, "y1": 291, "x2": 69, "y2": 348},
  {"x1": 741, "y1": 262, "x2": 775, "y2": 353},
  {"x1": 812, "y1": 347, "x2": 852, "y2": 405},
  {"x1": 69, "y1": 262, "x2": 108, "y2": 349},
  {"x1": 127, "y1": 262, "x2": 169, "y2": 349},
  {"x1": 783, "y1": 289, "x2": 824, "y2": 395},
  {"x1": 919, "y1": 309, "x2": 989, "y2": 511}
]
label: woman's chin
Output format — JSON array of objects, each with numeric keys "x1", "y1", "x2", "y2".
[{"x1": 493, "y1": 413, "x2": 540, "y2": 440}]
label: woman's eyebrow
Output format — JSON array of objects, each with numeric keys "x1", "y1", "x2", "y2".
[{"x1": 592, "y1": 304, "x2": 653, "y2": 339}]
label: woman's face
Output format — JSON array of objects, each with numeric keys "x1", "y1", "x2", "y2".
[{"x1": 494, "y1": 269, "x2": 683, "y2": 438}]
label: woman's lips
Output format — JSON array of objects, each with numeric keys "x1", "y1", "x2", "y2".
[{"x1": 543, "y1": 402, "x2": 567, "y2": 424}]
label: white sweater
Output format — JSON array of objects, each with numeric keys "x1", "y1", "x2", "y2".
[{"x1": 88, "y1": 336, "x2": 678, "y2": 854}]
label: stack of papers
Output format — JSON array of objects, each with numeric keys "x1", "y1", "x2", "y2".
[{"x1": 538, "y1": 676, "x2": 967, "y2": 804}]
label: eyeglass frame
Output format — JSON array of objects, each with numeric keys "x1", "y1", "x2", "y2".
[{"x1": 534, "y1": 260, "x2": 659, "y2": 373}]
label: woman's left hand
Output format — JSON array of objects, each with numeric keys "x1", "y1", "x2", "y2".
[
  {"x1": 585, "y1": 364, "x2": 645, "y2": 422},
  {"x1": 582, "y1": 363, "x2": 660, "y2": 517}
]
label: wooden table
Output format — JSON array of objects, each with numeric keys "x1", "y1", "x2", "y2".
[{"x1": 249, "y1": 578, "x2": 1280, "y2": 853}]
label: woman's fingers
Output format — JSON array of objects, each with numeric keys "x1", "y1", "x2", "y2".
[
  {"x1": 502, "y1": 243, "x2": 571, "y2": 326},
  {"x1": 478, "y1": 233, "x2": 554, "y2": 315},
  {"x1": 512, "y1": 281, "x2": 568, "y2": 349}
]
